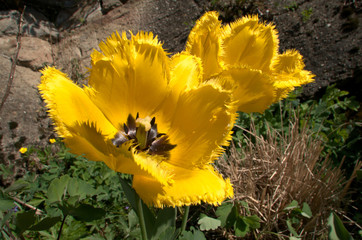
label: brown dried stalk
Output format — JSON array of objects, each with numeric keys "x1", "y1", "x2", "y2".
[{"x1": 217, "y1": 116, "x2": 360, "y2": 239}]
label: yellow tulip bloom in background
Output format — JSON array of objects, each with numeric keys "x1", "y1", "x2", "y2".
[
  {"x1": 185, "y1": 11, "x2": 314, "y2": 113},
  {"x1": 39, "y1": 31, "x2": 235, "y2": 207}
]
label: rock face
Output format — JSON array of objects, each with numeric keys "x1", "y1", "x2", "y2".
[{"x1": 0, "y1": 0, "x2": 361, "y2": 180}]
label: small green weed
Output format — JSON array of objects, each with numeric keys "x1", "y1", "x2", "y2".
[
  {"x1": 284, "y1": 1, "x2": 298, "y2": 11},
  {"x1": 301, "y1": 8, "x2": 313, "y2": 22}
]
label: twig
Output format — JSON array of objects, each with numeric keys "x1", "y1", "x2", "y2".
[
  {"x1": 11, "y1": 196, "x2": 43, "y2": 215},
  {"x1": 0, "y1": 5, "x2": 26, "y2": 114}
]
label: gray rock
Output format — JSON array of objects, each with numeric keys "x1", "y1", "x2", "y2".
[
  {"x1": 0, "y1": 36, "x2": 53, "y2": 70},
  {"x1": 0, "y1": 10, "x2": 20, "y2": 35},
  {"x1": 18, "y1": 37, "x2": 53, "y2": 70},
  {"x1": 55, "y1": 0, "x2": 101, "y2": 30},
  {"x1": 0, "y1": 8, "x2": 59, "y2": 42},
  {"x1": 0, "y1": 55, "x2": 51, "y2": 165},
  {"x1": 101, "y1": 0, "x2": 123, "y2": 14},
  {"x1": 21, "y1": 7, "x2": 59, "y2": 42}
]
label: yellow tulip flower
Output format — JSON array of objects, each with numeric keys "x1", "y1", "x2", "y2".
[
  {"x1": 185, "y1": 12, "x2": 314, "y2": 113},
  {"x1": 39, "y1": 32, "x2": 235, "y2": 207}
]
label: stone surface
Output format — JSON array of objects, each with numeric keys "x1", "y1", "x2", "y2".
[
  {"x1": 0, "y1": 10, "x2": 20, "y2": 35},
  {"x1": 0, "y1": 8, "x2": 59, "y2": 41},
  {"x1": 0, "y1": 55, "x2": 51, "y2": 165},
  {"x1": 55, "y1": 0, "x2": 101, "y2": 30},
  {"x1": 0, "y1": 36, "x2": 53, "y2": 70},
  {"x1": 21, "y1": 7, "x2": 59, "y2": 41},
  {"x1": 101, "y1": 0, "x2": 123, "y2": 14}
]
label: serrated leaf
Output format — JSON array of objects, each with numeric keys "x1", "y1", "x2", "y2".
[
  {"x1": 327, "y1": 212, "x2": 353, "y2": 240},
  {"x1": 0, "y1": 199, "x2": 15, "y2": 211},
  {"x1": 151, "y1": 207, "x2": 176, "y2": 240},
  {"x1": 179, "y1": 227, "x2": 206, "y2": 240},
  {"x1": 15, "y1": 210, "x2": 36, "y2": 233},
  {"x1": 67, "y1": 178, "x2": 96, "y2": 200},
  {"x1": 47, "y1": 175, "x2": 70, "y2": 204},
  {"x1": 301, "y1": 202, "x2": 312, "y2": 218},
  {"x1": 234, "y1": 216, "x2": 249, "y2": 237},
  {"x1": 198, "y1": 214, "x2": 221, "y2": 231},
  {"x1": 5, "y1": 180, "x2": 29, "y2": 193},
  {"x1": 28, "y1": 216, "x2": 61, "y2": 231},
  {"x1": 216, "y1": 202, "x2": 235, "y2": 227},
  {"x1": 243, "y1": 215, "x2": 261, "y2": 229}
]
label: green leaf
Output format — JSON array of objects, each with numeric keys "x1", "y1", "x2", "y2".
[
  {"x1": 28, "y1": 216, "x2": 61, "y2": 231},
  {"x1": 1, "y1": 210, "x2": 15, "y2": 227},
  {"x1": 243, "y1": 215, "x2": 261, "y2": 229},
  {"x1": 119, "y1": 177, "x2": 156, "y2": 237},
  {"x1": 216, "y1": 202, "x2": 236, "y2": 227},
  {"x1": 128, "y1": 209, "x2": 138, "y2": 229},
  {"x1": 4, "y1": 179, "x2": 29, "y2": 193},
  {"x1": 179, "y1": 227, "x2": 206, "y2": 240},
  {"x1": 327, "y1": 212, "x2": 353, "y2": 240},
  {"x1": 67, "y1": 178, "x2": 96, "y2": 199},
  {"x1": 286, "y1": 218, "x2": 299, "y2": 237},
  {"x1": 15, "y1": 210, "x2": 36, "y2": 233},
  {"x1": 284, "y1": 200, "x2": 299, "y2": 211},
  {"x1": 158, "y1": 226, "x2": 178, "y2": 240},
  {"x1": 27, "y1": 198, "x2": 45, "y2": 207},
  {"x1": 198, "y1": 214, "x2": 221, "y2": 231},
  {"x1": 151, "y1": 207, "x2": 176, "y2": 240},
  {"x1": 240, "y1": 200, "x2": 250, "y2": 215},
  {"x1": 234, "y1": 216, "x2": 249, "y2": 237},
  {"x1": 301, "y1": 202, "x2": 312, "y2": 218},
  {"x1": 47, "y1": 175, "x2": 70, "y2": 204},
  {"x1": 63, "y1": 203, "x2": 106, "y2": 222},
  {"x1": 0, "y1": 199, "x2": 15, "y2": 211},
  {"x1": 119, "y1": 178, "x2": 138, "y2": 211}
]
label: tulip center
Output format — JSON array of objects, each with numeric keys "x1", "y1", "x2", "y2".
[{"x1": 112, "y1": 113, "x2": 176, "y2": 158}]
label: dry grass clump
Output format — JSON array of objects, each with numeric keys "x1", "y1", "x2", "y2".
[{"x1": 218, "y1": 117, "x2": 360, "y2": 239}]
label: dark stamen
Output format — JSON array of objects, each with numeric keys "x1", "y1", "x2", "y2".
[{"x1": 112, "y1": 113, "x2": 176, "y2": 158}]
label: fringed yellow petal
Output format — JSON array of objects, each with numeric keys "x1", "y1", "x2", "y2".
[
  {"x1": 132, "y1": 165, "x2": 233, "y2": 207},
  {"x1": 167, "y1": 84, "x2": 235, "y2": 168},
  {"x1": 169, "y1": 52, "x2": 203, "y2": 92},
  {"x1": 88, "y1": 31, "x2": 170, "y2": 128},
  {"x1": 215, "y1": 67, "x2": 275, "y2": 113},
  {"x1": 65, "y1": 122, "x2": 173, "y2": 186},
  {"x1": 39, "y1": 67, "x2": 116, "y2": 137},
  {"x1": 271, "y1": 50, "x2": 315, "y2": 101},
  {"x1": 185, "y1": 11, "x2": 222, "y2": 80},
  {"x1": 221, "y1": 15, "x2": 279, "y2": 72}
]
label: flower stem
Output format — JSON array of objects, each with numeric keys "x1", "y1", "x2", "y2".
[
  {"x1": 137, "y1": 197, "x2": 148, "y2": 240},
  {"x1": 180, "y1": 205, "x2": 190, "y2": 233},
  {"x1": 57, "y1": 214, "x2": 67, "y2": 240}
]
